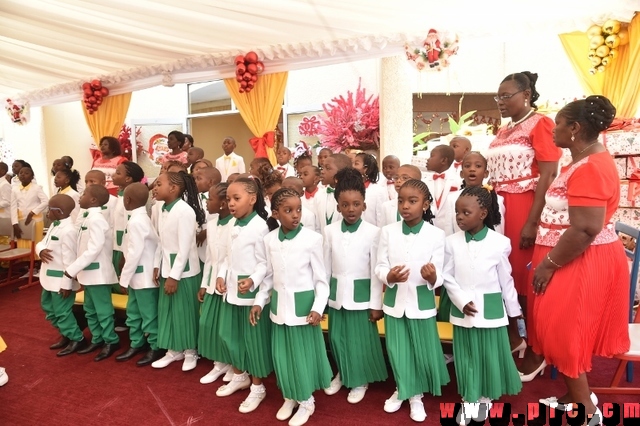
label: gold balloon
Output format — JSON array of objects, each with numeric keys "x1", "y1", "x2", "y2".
[
  {"x1": 589, "y1": 67, "x2": 597, "y2": 75},
  {"x1": 590, "y1": 35, "x2": 605, "y2": 49},
  {"x1": 618, "y1": 28, "x2": 630, "y2": 45},
  {"x1": 596, "y1": 45, "x2": 610, "y2": 57},
  {"x1": 609, "y1": 48, "x2": 618, "y2": 58},
  {"x1": 587, "y1": 24, "x2": 603, "y2": 39},
  {"x1": 605, "y1": 34, "x2": 620, "y2": 49},
  {"x1": 588, "y1": 49, "x2": 598, "y2": 59},
  {"x1": 597, "y1": 65, "x2": 606, "y2": 73},
  {"x1": 601, "y1": 56, "x2": 610, "y2": 66},
  {"x1": 602, "y1": 20, "x2": 621, "y2": 35},
  {"x1": 590, "y1": 56, "x2": 602, "y2": 66}
]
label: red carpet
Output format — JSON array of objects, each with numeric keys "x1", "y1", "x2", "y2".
[{"x1": 0, "y1": 283, "x2": 637, "y2": 425}]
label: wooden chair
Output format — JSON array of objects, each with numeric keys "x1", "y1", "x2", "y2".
[
  {"x1": 590, "y1": 221, "x2": 640, "y2": 394},
  {"x1": 0, "y1": 219, "x2": 40, "y2": 291}
]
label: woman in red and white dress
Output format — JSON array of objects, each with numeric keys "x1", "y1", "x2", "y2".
[
  {"x1": 486, "y1": 72, "x2": 561, "y2": 378},
  {"x1": 91, "y1": 136, "x2": 127, "y2": 196},
  {"x1": 532, "y1": 96, "x2": 629, "y2": 423}
]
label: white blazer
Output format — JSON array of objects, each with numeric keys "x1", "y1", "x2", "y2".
[
  {"x1": 275, "y1": 163, "x2": 296, "y2": 178},
  {"x1": 197, "y1": 192, "x2": 215, "y2": 263},
  {"x1": 301, "y1": 205, "x2": 318, "y2": 233},
  {"x1": 215, "y1": 152, "x2": 246, "y2": 182},
  {"x1": 442, "y1": 229, "x2": 521, "y2": 328},
  {"x1": 66, "y1": 207, "x2": 118, "y2": 286},
  {"x1": 363, "y1": 183, "x2": 387, "y2": 227},
  {"x1": 201, "y1": 214, "x2": 234, "y2": 295},
  {"x1": 153, "y1": 199, "x2": 201, "y2": 280},
  {"x1": 255, "y1": 226, "x2": 329, "y2": 326},
  {"x1": 0, "y1": 178, "x2": 12, "y2": 219},
  {"x1": 423, "y1": 170, "x2": 459, "y2": 233},
  {"x1": 112, "y1": 193, "x2": 128, "y2": 253},
  {"x1": 323, "y1": 220, "x2": 382, "y2": 310},
  {"x1": 375, "y1": 220, "x2": 445, "y2": 319},
  {"x1": 313, "y1": 186, "x2": 342, "y2": 234},
  {"x1": 382, "y1": 198, "x2": 400, "y2": 227},
  {"x1": 217, "y1": 212, "x2": 269, "y2": 306},
  {"x1": 36, "y1": 217, "x2": 79, "y2": 292},
  {"x1": 444, "y1": 189, "x2": 506, "y2": 236},
  {"x1": 10, "y1": 183, "x2": 48, "y2": 224},
  {"x1": 120, "y1": 207, "x2": 158, "y2": 290},
  {"x1": 376, "y1": 177, "x2": 398, "y2": 200},
  {"x1": 77, "y1": 194, "x2": 117, "y2": 230}
]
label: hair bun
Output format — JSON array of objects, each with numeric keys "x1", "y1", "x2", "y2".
[
  {"x1": 521, "y1": 71, "x2": 538, "y2": 85},
  {"x1": 583, "y1": 95, "x2": 616, "y2": 132}
]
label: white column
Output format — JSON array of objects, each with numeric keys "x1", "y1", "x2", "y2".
[{"x1": 379, "y1": 55, "x2": 413, "y2": 164}]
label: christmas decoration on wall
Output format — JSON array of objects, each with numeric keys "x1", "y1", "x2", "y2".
[
  {"x1": 317, "y1": 79, "x2": 380, "y2": 152},
  {"x1": 5, "y1": 99, "x2": 29, "y2": 125},
  {"x1": 298, "y1": 115, "x2": 322, "y2": 137},
  {"x1": 118, "y1": 124, "x2": 134, "y2": 161},
  {"x1": 586, "y1": 20, "x2": 629, "y2": 74},
  {"x1": 234, "y1": 51, "x2": 265, "y2": 93},
  {"x1": 82, "y1": 79, "x2": 109, "y2": 114},
  {"x1": 405, "y1": 29, "x2": 459, "y2": 71}
]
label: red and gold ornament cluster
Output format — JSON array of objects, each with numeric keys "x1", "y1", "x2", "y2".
[
  {"x1": 234, "y1": 52, "x2": 264, "y2": 93},
  {"x1": 82, "y1": 79, "x2": 110, "y2": 114}
]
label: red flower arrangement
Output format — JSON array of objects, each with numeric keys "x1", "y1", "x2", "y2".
[
  {"x1": 118, "y1": 124, "x2": 133, "y2": 161},
  {"x1": 318, "y1": 79, "x2": 380, "y2": 152}
]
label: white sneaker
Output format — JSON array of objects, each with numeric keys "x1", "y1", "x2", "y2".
[
  {"x1": 222, "y1": 369, "x2": 234, "y2": 382},
  {"x1": 152, "y1": 349, "x2": 184, "y2": 369},
  {"x1": 384, "y1": 389, "x2": 403, "y2": 413},
  {"x1": 276, "y1": 399, "x2": 299, "y2": 421},
  {"x1": 182, "y1": 350, "x2": 198, "y2": 371},
  {"x1": 323, "y1": 373, "x2": 342, "y2": 395},
  {"x1": 288, "y1": 399, "x2": 315, "y2": 426},
  {"x1": 114, "y1": 326, "x2": 128, "y2": 332},
  {"x1": 216, "y1": 372, "x2": 251, "y2": 397},
  {"x1": 409, "y1": 394, "x2": 427, "y2": 422},
  {"x1": 200, "y1": 362, "x2": 231, "y2": 384},
  {"x1": 239, "y1": 384, "x2": 266, "y2": 413},
  {"x1": 473, "y1": 397, "x2": 492, "y2": 422},
  {"x1": 539, "y1": 392, "x2": 598, "y2": 411},
  {"x1": 0, "y1": 367, "x2": 7, "y2": 386},
  {"x1": 347, "y1": 385, "x2": 368, "y2": 404}
]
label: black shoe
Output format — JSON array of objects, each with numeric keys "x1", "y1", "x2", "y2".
[
  {"x1": 94, "y1": 342, "x2": 120, "y2": 362},
  {"x1": 137, "y1": 349, "x2": 166, "y2": 367},
  {"x1": 77, "y1": 342, "x2": 104, "y2": 355},
  {"x1": 50, "y1": 336, "x2": 70, "y2": 350},
  {"x1": 115, "y1": 345, "x2": 148, "y2": 362},
  {"x1": 57, "y1": 338, "x2": 87, "y2": 357}
]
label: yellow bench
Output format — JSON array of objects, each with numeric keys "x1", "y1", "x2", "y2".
[
  {"x1": 74, "y1": 291, "x2": 129, "y2": 310},
  {"x1": 319, "y1": 295, "x2": 453, "y2": 342}
]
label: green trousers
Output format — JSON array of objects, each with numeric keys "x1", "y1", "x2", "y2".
[
  {"x1": 111, "y1": 250, "x2": 124, "y2": 294},
  {"x1": 41, "y1": 290, "x2": 83, "y2": 342},
  {"x1": 83, "y1": 285, "x2": 119, "y2": 345},
  {"x1": 126, "y1": 287, "x2": 159, "y2": 350}
]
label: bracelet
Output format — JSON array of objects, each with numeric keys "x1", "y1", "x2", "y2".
[{"x1": 546, "y1": 253, "x2": 562, "y2": 268}]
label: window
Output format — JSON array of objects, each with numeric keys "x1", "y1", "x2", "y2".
[{"x1": 188, "y1": 81, "x2": 234, "y2": 115}]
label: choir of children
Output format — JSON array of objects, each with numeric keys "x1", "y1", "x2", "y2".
[{"x1": 17, "y1": 136, "x2": 523, "y2": 426}]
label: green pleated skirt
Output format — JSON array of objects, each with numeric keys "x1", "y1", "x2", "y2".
[
  {"x1": 436, "y1": 288, "x2": 452, "y2": 322},
  {"x1": 272, "y1": 323, "x2": 332, "y2": 401},
  {"x1": 328, "y1": 308, "x2": 387, "y2": 388},
  {"x1": 453, "y1": 325, "x2": 522, "y2": 402},
  {"x1": 157, "y1": 276, "x2": 200, "y2": 351},
  {"x1": 385, "y1": 314, "x2": 450, "y2": 400},
  {"x1": 198, "y1": 292, "x2": 231, "y2": 363},
  {"x1": 218, "y1": 302, "x2": 273, "y2": 378}
]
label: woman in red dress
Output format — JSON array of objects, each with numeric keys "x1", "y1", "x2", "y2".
[
  {"x1": 532, "y1": 96, "x2": 629, "y2": 423},
  {"x1": 486, "y1": 72, "x2": 561, "y2": 378},
  {"x1": 91, "y1": 136, "x2": 127, "y2": 196},
  {"x1": 158, "y1": 131, "x2": 188, "y2": 165}
]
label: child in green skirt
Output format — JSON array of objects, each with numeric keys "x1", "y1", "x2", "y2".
[
  {"x1": 442, "y1": 185, "x2": 522, "y2": 423},
  {"x1": 322, "y1": 168, "x2": 387, "y2": 403},
  {"x1": 251, "y1": 187, "x2": 332, "y2": 426},
  {"x1": 151, "y1": 171, "x2": 205, "y2": 371},
  {"x1": 375, "y1": 179, "x2": 450, "y2": 423}
]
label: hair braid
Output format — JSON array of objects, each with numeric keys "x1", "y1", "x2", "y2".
[
  {"x1": 334, "y1": 167, "x2": 365, "y2": 201},
  {"x1": 459, "y1": 185, "x2": 501, "y2": 230},
  {"x1": 166, "y1": 171, "x2": 206, "y2": 226},
  {"x1": 57, "y1": 168, "x2": 81, "y2": 191},
  {"x1": 122, "y1": 161, "x2": 145, "y2": 183},
  {"x1": 400, "y1": 179, "x2": 435, "y2": 224},
  {"x1": 234, "y1": 177, "x2": 269, "y2": 224},
  {"x1": 356, "y1": 153, "x2": 380, "y2": 184}
]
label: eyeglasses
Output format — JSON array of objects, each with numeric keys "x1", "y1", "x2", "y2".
[
  {"x1": 47, "y1": 207, "x2": 64, "y2": 214},
  {"x1": 493, "y1": 91, "x2": 523, "y2": 102}
]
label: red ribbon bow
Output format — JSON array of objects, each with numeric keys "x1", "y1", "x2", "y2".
[
  {"x1": 433, "y1": 173, "x2": 446, "y2": 180},
  {"x1": 249, "y1": 131, "x2": 275, "y2": 159},
  {"x1": 454, "y1": 161, "x2": 462, "y2": 168}
]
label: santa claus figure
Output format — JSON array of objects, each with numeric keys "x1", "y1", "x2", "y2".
[{"x1": 424, "y1": 29, "x2": 441, "y2": 68}]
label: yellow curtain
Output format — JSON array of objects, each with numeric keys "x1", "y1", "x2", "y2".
[
  {"x1": 224, "y1": 72, "x2": 288, "y2": 165},
  {"x1": 559, "y1": 12, "x2": 640, "y2": 117},
  {"x1": 81, "y1": 92, "x2": 132, "y2": 141}
]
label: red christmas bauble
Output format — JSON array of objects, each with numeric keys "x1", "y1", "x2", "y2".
[
  {"x1": 239, "y1": 87, "x2": 245, "y2": 93},
  {"x1": 251, "y1": 75, "x2": 257, "y2": 82},
  {"x1": 83, "y1": 88, "x2": 93, "y2": 96},
  {"x1": 245, "y1": 51, "x2": 258, "y2": 64},
  {"x1": 89, "y1": 96, "x2": 96, "y2": 103},
  {"x1": 91, "y1": 79, "x2": 102, "y2": 90},
  {"x1": 240, "y1": 80, "x2": 248, "y2": 88},
  {"x1": 236, "y1": 63, "x2": 246, "y2": 74},
  {"x1": 234, "y1": 55, "x2": 245, "y2": 65},
  {"x1": 243, "y1": 72, "x2": 252, "y2": 82},
  {"x1": 82, "y1": 82, "x2": 91, "y2": 90},
  {"x1": 94, "y1": 90, "x2": 102, "y2": 98},
  {"x1": 256, "y1": 61, "x2": 264, "y2": 74},
  {"x1": 247, "y1": 63, "x2": 257, "y2": 74},
  {"x1": 236, "y1": 74, "x2": 243, "y2": 82},
  {"x1": 100, "y1": 87, "x2": 109, "y2": 96}
]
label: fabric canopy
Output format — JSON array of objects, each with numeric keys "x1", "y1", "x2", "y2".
[{"x1": 1, "y1": 0, "x2": 637, "y2": 106}]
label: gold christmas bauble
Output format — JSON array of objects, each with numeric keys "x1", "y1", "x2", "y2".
[
  {"x1": 589, "y1": 67, "x2": 597, "y2": 75},
  {"x1": 602, "y1": 19, "x2": 621, "y2": 35},
  {"x1": 596, "y1": 45, "x2": 610, "y2": 57},
  {"x1": 601, "y1": 56, "x2": 610, "y2": 66},
  {"x1": 609, "y1": 48, "x2": 618, "y2": 58},
  {"x1": 586, "y1": 24, "x2": 603, "y2": 39},
  {"x1": 596, "y1": 65, "x2": 606, "y2": 73},
  {"x1": 589, "y1": 35, "x2": 605, "y2": 49},
  {"x1": 605, "y1": 34, "x2": 620, "y2": 49},
  {"x1": 618, "y1": 28, "x2": 630, "y2": 45},
  {"x1": 590, "y1": 56, "x2": 602, "y2": 66},
  {"x1": 588, "y1": 49, "x2": 598, "y2": 59}
]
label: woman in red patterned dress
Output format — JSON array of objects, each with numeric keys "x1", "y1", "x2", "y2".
[
  {"x1": 486, "y1": 72, "x2": 561, "y2": 378},
  {"x1": 91, "y1": 136, "x2": 127, "y2": 196},
  {"x1": 532, "y1": 96, "x2": 629, "y2": 423}
]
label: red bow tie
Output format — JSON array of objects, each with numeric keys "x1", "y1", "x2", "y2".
[
  {"x1": 454, "y1": 161, "x2": 462, "y2": 168},
  {"x1": 277, "y1": 166, "x2": 286, "y2": 172},
  {"x1": 387, "y1": 180, "x2": 394, "y2": 185},
  {"x1": 433, "y1": 173, "x2": 446, "y2": 180}
]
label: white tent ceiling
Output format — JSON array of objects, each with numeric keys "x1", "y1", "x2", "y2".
[{"x1": 1, "y1": 0, "x2": 637, "y2": 106}]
